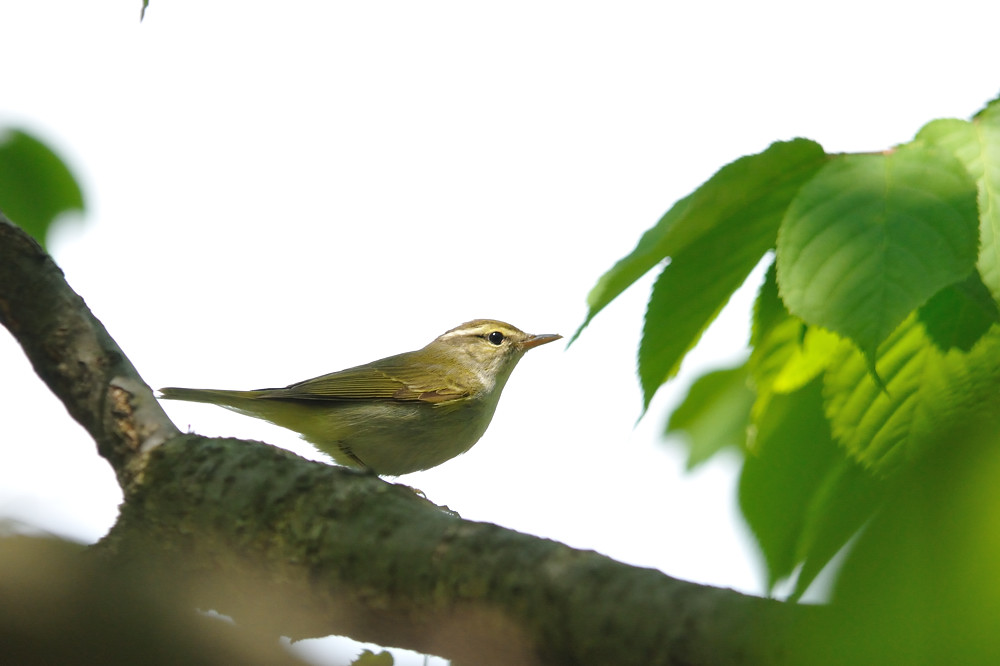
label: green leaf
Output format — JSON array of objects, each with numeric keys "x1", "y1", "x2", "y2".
[
  {"x1": 825, "y1": 311, "x2": 1000, "y2": 475},
  {"x1": 636, "y1": 142, "x2": 828, "y2": 406},
  {"x1": 917, "y1": 101, "x2": 1000, "y2": 305},
  {"x1": 665, "y1": 363, "x2": 754, "y2": 469},
  {"x1": 747, "y1": 261, "x2": 839, "y2": 442},
  {"x1": 0, "y1": 128, "x2": 85, "y2": 249},
  {"x1": 789, "y1": 457, "x2": 882, "y2": 601},
  {"x1": 748, "y1": 261, "x2": 800, "y2": 394},
  {"x1": 568, "y1": 190, "x2": 694, "y2": 347},
  {"x1": 776, "y1": 143, "x2": 980, "y2": 364},
  {"x1": 750, "y1": 260, "x2": 786, "y2": 349},
  {"x1": 739, "y1": 378, "x2": 841, "y2": 590},
  {"x1": 771, "y1": 326, "x2": 841, "y2": 394},
  {"x1": 743, "y1": 328, "x2": 883, "y2": 598},
  {"x1": 919, "y1": 272, "x2": 1000, "y2": 352},
  {"x1": 639, "y1": 219, "x2": 770, "y2": 409},
  {"x1": 570, "y1": 138, "x2": 826, "y2": 344},
  {"x1": 823, "y1": 314, "x2": 960, "y2": 471},
  {"x1": 747, "y1": 264, "x2": 801, "y2": 428},
  {"x1": 746, "y1": 315, "x2": 802, "y2": 441}
]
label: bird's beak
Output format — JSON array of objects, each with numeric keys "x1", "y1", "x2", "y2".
[{"x1": 520, "y1": 333, "x2": 562, "y2": 350}]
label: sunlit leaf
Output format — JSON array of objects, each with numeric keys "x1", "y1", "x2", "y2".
[
  {"x1": 747, "y1": 263, "x2": 839, "y2": 431},
  {"x1": 917, "y1": 100, "x2": 1000, "y2": 304},
  {"x1": 772, "y1": 326, "x2": 841, "y2": 394},
  {"x1": 0, "y1": 128, "x2": 85, "y2": 249},
  {"x1": 747, "y1": 316, "x2": 801, "y2": 440},
  {"x1": 571, "y1": 139, "x2": 826, "y2": 344},
  {"x1": 823, "y1": 314, "x2": 960, "y2": 471},
  {"x1": 665, "y1": 363, "x2": 754, "y2": 469},
  {"x1": 776, "y1": 144, "x2": 979, "y2": 364},
  {"x1": 747, "y1": 263, "x2": 800, "y2": 437}
]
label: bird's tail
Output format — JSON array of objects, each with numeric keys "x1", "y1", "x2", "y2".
[{"x1": 158, "y1": 386, "x2": 272, "y2": 416}]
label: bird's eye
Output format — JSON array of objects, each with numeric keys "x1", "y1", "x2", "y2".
[{"x1": 487, "y1": 331, "x2": 505, "y2": 345}]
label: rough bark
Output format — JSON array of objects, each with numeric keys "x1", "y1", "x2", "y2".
[{"x1": 0, "y1": 215, "x2": 816, "y2": 665}]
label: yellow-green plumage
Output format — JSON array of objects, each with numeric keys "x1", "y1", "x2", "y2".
[{"x1": 159, "y1": 319, "x2": 560, "y2": 475}]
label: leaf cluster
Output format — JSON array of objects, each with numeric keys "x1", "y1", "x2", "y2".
[{"x1": 576, "y1": 95, "x2": 1000, "y2": 598}]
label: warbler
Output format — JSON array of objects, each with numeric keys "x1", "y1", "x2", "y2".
[{"x1": 159, "y1": 319, "x2": 560, "y2": 475}]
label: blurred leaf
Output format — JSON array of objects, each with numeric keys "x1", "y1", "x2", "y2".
[
  {"x1": 739, "y1": 378, "x2": 840, "y2": 590},
  {"x1": 789, "y1": 456, "x2": 882, "y2": 601},
  {"x1": 571, "y1": 138, "x2": 826, "y2": 344},
  {"x1": 917, "y1": 100, "x2": 1000, "y2": 304},
  {"x1": 919, "y1": 272, "x2": 1000, "y2": 351},
  {"x1": 830, "y1": 424, "x2": 1000, "y2": 663},
  {"x1": 0, "y1": 128, "x2": 85, "y2": 249},
  {"x1": 776, "y1": 143, "x2": 979, "y2": 365},
  {"x1": 665, "y1": 363, "x2": 754, "y2": 469},
  {"x1": 351, "y1": 650, "x2": 394, "y2": 666},
  {"x1": 747, "y1": 294, "x2": 879, "y2": 595}
]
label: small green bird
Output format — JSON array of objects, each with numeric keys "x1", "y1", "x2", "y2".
[{"x1": 159, "y1": 319, "x2": 560, "y2": 475}]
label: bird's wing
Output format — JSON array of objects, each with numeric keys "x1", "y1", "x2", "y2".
[{"x1": 255, "y1": 355, "x2": 472, "y2": 404}]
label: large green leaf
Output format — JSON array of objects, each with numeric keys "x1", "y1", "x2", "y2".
[
  {"x1": 571, "y1": 138, "x2": 826, "y2": 344},
  {"x1": 664, "y1": 363, "x2": 754, "y2": 470},
  {"x1": 636, "y1": 143, "x2": 828, "y2": 407},
  {"x1": 0, "y1": 128, "x2": 85, "y2": 249},
  {"x1": 776, "y1": 143, "x2": 979, "y2": 364},
  {"x1": 917, "y1": 99, "x2": 1000, "y2": 304},
  {"x1": 738, "y1": 378, "x2": 841, "y2": 590}
]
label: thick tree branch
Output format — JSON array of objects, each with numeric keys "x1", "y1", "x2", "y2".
[
  {"x1": 0, "y1": 214, "x2": 176, "y2": 490},
  {"x1": 103, "y1": 434, "x2": 812, "y2": 665},
  {"x1": 0, "y1": 215, "x2": 819, "y2": 665}
]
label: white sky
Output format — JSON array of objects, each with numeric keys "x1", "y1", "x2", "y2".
[{"x1": 2, "y1": 2, "x2": 998, "y2": 664}]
